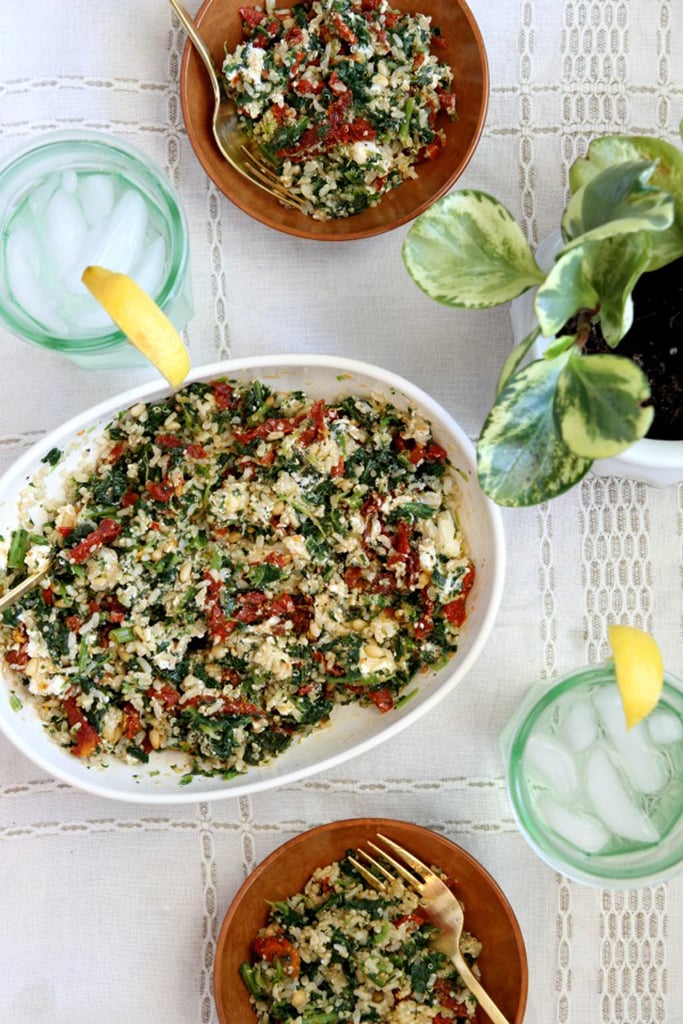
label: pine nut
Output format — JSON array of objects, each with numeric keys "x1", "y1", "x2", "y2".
[
  {"x1": 363, "y1": 642, "x2": 386, "y2": 659},
  {"x1": 24, "y1": 657, "x2": 39, "y2": 678}
]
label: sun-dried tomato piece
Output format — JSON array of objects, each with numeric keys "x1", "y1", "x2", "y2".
[
  {"x1": 67, "y1": 518, "x2": 122, "y2": 564},
  {"x1": 441, "y1": 565, "x2": 476, "y2": 627},
  {"x1": 212, "y1": 381, "x2": 236, "y2": 409},
  {"x1": 253, "y1": 935, "x2": 301, "y2": 977},
  {"x1": 64, "y1": 697, "x2": 100, "y2": 758},
  {"x1": 145, "y1": 479, "x2": 175, "y2": 503}
]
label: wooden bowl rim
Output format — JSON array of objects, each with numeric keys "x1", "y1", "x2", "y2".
[{"x1": 179, "y1": 0, "x2": 489, "y2": 240}]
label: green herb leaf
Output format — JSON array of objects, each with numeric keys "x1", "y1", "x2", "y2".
[
  {"x1": 387, "y1": 501, "x2": 435, "y2": 522},
  {"x1": 110, "y1": 626, "x2": 136, "y2": 644},
  {"x1": 41, "y1": 447, "x2": 62, "y2": 466},
  {"x1": 410, "y1": 951, "x2": 443, "y2": 993},
  {"x1": 7, "y1": 528, "x2": 30, "y2": 572},
  {"x1": 555, "y1": 350, "x2": 654, "y2": 458},
  {"x1": 402, "y1": 190, "x2": 545, "y2": 308},
  {"x1": 247, "y1": 562, "x2": 284, "y2": 587}
]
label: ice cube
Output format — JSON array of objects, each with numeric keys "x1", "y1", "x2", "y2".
[
  {"x1": 28, "y1": 175, "x2": 59, "y2": 218},
  {"x1": 536, "y1": 793, "x2": 610, "y2": 853},
  {"x1": 523, "y1": 732, "x2": 579, "y2": 801},
  {"x1": 64, "y1": 186, "x2": 148, "y2": 294},
  {"x1": 61, "y1": 169, "x2": 78, "y2": 194},
  {"x1": 585, "y1": 747, "x2": 658, "y2": 843},
  {"x1": 593, "y1": 686, "x2": 669, "y2": 793},
  {"x1": 8, "y1": 220, "x2": 41, "y2": 273},
  {"x1": 647, "y1": 708, "x2": 683, "y2": 745},
  {"x1": 65, "y1": 301, "x2": 115, "y2": 331},
  {"x1": 130, "y1": 235, "x2": 166, "y2": 298},
  {"x1": 87, "y1": 186, "x2": 147, "y2": 270},
  {"x1": 77, "y1": 173, "x2": 116, "y2": 226},
  {"x1": 6, "y1": 222, "x2": 66, "y2": 331},
  {"x1": 560, "y1": 696, "x2": 598, "y2": 753},
  {"x1": 593, "y1": 685, "x2": 628, "y2": 734},
  {"x1": 45, "y1": 185, "x2": 88, "y2": 272}
]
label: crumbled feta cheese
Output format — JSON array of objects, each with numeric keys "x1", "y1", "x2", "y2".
[
  {"x1": 434, "y1": 510, "x2": 463, "y2": 558},
  {"x1": 86, "y1": 548, "x2": 120, "y2": 591},
  {"x1": 220, "y1": 0, "x2": 456, "y2": 220},
  {"x1": 0, "y1": 379, "x2": 473, "y2": 780},
  {"x1": 253, "y1": 636, "x2": 293, "y2": 680}
]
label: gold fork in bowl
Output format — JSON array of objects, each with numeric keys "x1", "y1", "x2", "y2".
[
  {"x1": 167, "y1": 0, "x2": 306, "y2": 212},
  {"x1": 350, "y1": 833, "x2": 512, "y2": 1024},
  {"x1": 0, "y1": 560, "x2": 54, "y2": 614}
]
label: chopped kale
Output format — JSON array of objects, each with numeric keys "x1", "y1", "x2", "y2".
[
  {"x1": 41, "y1": 447, "x2": 62, "y2": 466},
  {"x1": 0, "y1": 377, "x2": 472, "y2": 784}
]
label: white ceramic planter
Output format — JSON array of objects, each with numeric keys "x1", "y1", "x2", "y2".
[{"x1": 509, "y1": 231, "x2": 683, "y2": 487}]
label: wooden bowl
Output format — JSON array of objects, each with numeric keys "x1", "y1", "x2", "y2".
[
  {"x1": 179, "y1": 0, "x2": 489, "y2": 240},
  {"x1": 214, "y1": 818, "x2": 528, "y2": 1023}
]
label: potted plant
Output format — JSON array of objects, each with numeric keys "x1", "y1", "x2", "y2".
[{"x1": 402, "y1": 126, "x2": 683, "y2": 506}]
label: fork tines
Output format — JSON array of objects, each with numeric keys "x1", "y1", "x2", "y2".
[
  {"x1": 350, "y1": 833, "x2": 512, "y2": 1024},
  {"x1": 239, "y1": 146, "x2": 307, "y2": 212},
  {"x1": 349, "y1": 833, "x2": 432, "y2": 897}
]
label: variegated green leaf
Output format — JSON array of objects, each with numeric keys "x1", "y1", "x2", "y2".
[
  {"x1": 543, "y1": 334, "x2": 577, "y2": 360},
  {"x1": 536, "y1": 234, "x2": 652, "y2": 346},
  {"x1": 569, "y1": 135, "x2": 683, "y2": 268},
  {"x1": 555, "y1": 351, "x2": 654, "y2": 458},
  {"x1": 569, "y1": 136, "x2": 683, "y2": 195},
  {"x1": 495, "y1": 327, "x2": 540, "y2": 395},
  {"x1": 477, "y1": 355, "x2": 592, "y2": 507},
  {"x1": 535, "y1": 245, "x2": 599, "y2": 336},
  {"x1": 562, "y1": 160, "x2": 673, "y2": 244},
  {"x1": 588, "y1": 233, "x2": 651, "y2": 346},
  {"x1": 402, "y1": 190, "x2": 544, "y2": 309}
]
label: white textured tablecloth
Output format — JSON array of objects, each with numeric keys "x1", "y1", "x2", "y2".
[{"x1": 1, "y1": 2, "x2": 682, "y2": 1022}]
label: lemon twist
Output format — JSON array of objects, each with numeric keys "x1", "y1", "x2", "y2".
[
  {"x1": 609, "y1": 623, "x2": 664, "y2": 730},
  {"x1": 82, "y1": 266, "x2": 191, "y2": 388}
]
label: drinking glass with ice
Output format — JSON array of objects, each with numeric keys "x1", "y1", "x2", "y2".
[
  {"x1": 0, "y1": 131, "x2": 192, "y2": 368},
  {"x1": 501, "y1": 665, "x2": 683, "y2": 887}
]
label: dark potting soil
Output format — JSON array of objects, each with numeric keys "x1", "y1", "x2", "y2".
[{"x1": 582, "y1": 256, "x2": 683, "y2": 441}]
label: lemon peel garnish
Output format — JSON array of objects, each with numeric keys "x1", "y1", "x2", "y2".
[
  {"x1": 608, "y1": 623, "x2": 664, "y2": 730},
  {"x1": 82, "y1": 266, "x2": 190, "y2": 388}
]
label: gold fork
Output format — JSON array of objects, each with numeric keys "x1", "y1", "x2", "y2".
[
  {"x1": 0, "y1": 560, "x2": 54, "y2": 614},
  {"x1": 168, "y1": 0, "x2": 307, "y2": 213},
  {"x1": 350, "y1": 834, "x2": 512, "y2": 1024}
]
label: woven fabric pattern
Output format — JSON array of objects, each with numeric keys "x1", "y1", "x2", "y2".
[{"x1": 1, "y1": 2, "x2": 682, "y2": 1022}]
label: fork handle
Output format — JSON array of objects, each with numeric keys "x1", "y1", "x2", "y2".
[
  {"x1": 0, "y1": 561, "x2": 52, "y2": 613},
  {"x1": 451, "y1": 950, "x2": 512, "y2": 1024},
  {"x1": 167, "y1": 0, "x2": 221, "y2": 88}
]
